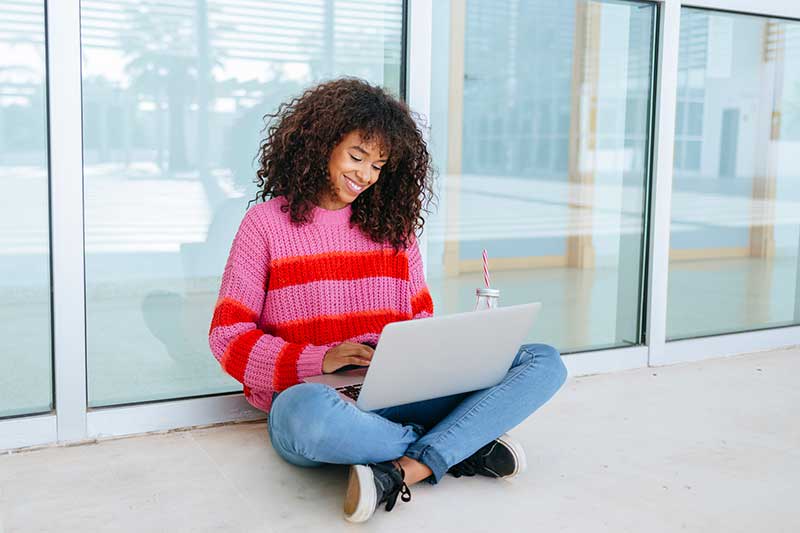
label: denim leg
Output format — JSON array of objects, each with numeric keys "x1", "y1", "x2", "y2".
[
  {"x1": 402, "y1": 343, "x2": 568, "y2": 485},
  {"x1": 267, "y1": 382, "x2": 424, "y2": 467},
  {"x1": 370, "y1": 390, "x2": 470, "y2": 429}
]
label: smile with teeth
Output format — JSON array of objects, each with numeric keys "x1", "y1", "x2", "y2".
[{"x1": 344, "y1": 176, "x2": 366, "y2": 194}]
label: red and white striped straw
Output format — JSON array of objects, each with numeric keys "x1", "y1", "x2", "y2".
[{"x1": 482, "y1": 248, "x2": 491, "y2": 288}]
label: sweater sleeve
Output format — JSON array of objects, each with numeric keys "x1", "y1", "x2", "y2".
[
  {"x1": 208, "y1": 206, "x2": 336, "y2": 393},
  {"x1": 407, "y1": 235, "x2": 434, "y2": 320}
]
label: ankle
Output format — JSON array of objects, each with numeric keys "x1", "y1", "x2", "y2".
[{"x1": 395, "y1": 456, "x2": 433, "y2": 486}]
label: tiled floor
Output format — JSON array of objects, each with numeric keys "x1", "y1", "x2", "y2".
[{"x1": 1, "y1": 347, "x2": 798, "y2": 532}]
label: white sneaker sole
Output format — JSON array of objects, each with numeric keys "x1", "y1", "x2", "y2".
[
  {"x1": 496, "y1": 433, "x2": 527, "y2": 479},
  {"x1": 344, "y1": 464, "x2": 377, "y2": 523}
]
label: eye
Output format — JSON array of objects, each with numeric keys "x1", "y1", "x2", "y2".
[
  {"x1": 349, "y1": 154, "x2": 362, "y2": 162},
  {"x1": 372, "y1": 165, "x2": 382, "y2": 171}
]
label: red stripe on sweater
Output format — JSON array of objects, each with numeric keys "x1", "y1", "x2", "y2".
[
  {"x1": 209, "y1": 297, "x2": 258, "y2": 333},
  {"x1": 221, "y1": 328, "x2": 262, "y2": 383},
  {"x1": 411, "y1": 287, "x2": 434, "y2": 317},
  {"x1": 268, "y1": 250, "x2": 409, "y2": 290},
  {"x1": 265, "y1": 309, "x2": 410, "y2": 345},
  {"x1": 273, "y1": 342, "x2": 305, "y2": 392}
]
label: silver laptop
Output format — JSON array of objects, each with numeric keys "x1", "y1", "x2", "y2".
[{"x1": 302, "y1": 302, "x2": 541, "y2": 410}]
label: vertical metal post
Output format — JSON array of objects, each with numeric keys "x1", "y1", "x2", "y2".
[
  {"x1": 47, "y1": 0, "x2": 88, "y2": 442},
  {"x1": 646, "y1": 0, "x2": 681, "y2": 365},
  {"x1": 407, "y1": 0, "x2": 434, "y2": 273}
]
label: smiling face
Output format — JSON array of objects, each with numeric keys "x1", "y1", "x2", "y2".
[{"x1": 319, "y1": 130, "x2": 388, "y2": 210}]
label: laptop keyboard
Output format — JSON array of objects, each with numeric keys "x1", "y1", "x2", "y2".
[{"x1": 336, "y1": 383, "x2": 362, "y2": 401}]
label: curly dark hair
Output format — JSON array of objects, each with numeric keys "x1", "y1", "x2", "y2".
[{"x1": 250, "y1": 77, "x2": 436, "y2": 251}]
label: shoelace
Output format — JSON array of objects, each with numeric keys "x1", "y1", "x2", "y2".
[
  {"x1": 448, "y1": 442, "x2": 497, "y2": 478},
  {"x1": 375, "y1": 461, "x2": 412, "y2": 512},
  {"x1": 448, "y1": 456, "x2": 480, "y2": 477}
]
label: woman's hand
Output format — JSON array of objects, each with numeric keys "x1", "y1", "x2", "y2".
[{"x1": 322, "y1": 342, "x2": 374, "y2": 374}]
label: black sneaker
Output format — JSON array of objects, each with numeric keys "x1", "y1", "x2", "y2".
[
  {"x1": 448, "y1": 433, "x2": 527, "y2": 479},
  {"x1": 344, "y1": 460, "x2": 412, "y2": 523}
]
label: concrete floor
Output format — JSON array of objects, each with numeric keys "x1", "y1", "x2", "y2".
[{"x1": 1, "y1": 348, "x2": 798, "y2": 533}]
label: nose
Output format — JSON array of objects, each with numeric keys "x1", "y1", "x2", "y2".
[{"x1": 355, "y1": 162, "x2": 371, "y2": 183}]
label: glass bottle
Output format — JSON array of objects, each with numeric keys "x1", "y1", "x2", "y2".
[{"x1": 474, "y1": 288, "x2": 500, "y2": 311}]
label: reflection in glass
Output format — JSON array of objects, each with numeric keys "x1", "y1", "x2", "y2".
[
  {"x1": 80, "y1": 1, "x2": 404, "y2": 407},
  {"x1": 667, "y1": 9, "x2": 800, "y2": 339},
  {"x1": 428, "y1": 0, "x2": 656, "y2": 353},
  {"x1": 0, "y1": 1, "x2": 52, "y2": 417}
]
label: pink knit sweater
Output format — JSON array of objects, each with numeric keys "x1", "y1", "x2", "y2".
[{"x1": 208, "y1": 196, "x2": 434, "y2": 413}]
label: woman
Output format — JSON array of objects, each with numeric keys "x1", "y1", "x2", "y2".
[{"x1": 208, "y1": 77, "x2": 568, "y2": 523}]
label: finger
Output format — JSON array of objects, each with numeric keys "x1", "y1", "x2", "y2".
[
  {"x1": 345, "y1": 347, "x2": 371, "y2": 359},
  {"x1": 349, "y1": 356, "x2": 371, "y2": 366}
]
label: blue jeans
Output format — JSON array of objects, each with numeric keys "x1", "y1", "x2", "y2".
[{"x1": 267, "y1": 343, "x2": 568, "y2": 485}]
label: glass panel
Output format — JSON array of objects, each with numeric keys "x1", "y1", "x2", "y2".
[
  {"x1": 676, "y1": 101, "x2": 686, "y2": 133},
  {"x1": 0, "y1": 1, "x2": 52, "y2": 418},
  {"x1": 427, "y1": 0, "x2": 656, "y2": 353},
  {"x1": 687, "y1": 102, "x2": 704, "y2": 135},
  {"x1": 684, "y1": 140, "x2": 701, "y2": 171},
  {"x1": 80, "y1": 0, "x2": 404, "y2": 407},
  {"x1": 675, "y1": 141, "x2": 684, "y2": 169},
  {"x1": 667, "y1": 9, "x2": 800, "y2": 340}
]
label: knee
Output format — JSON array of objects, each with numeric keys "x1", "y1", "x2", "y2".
[
  {"x1": 521, "y1": 343, "x2": 568, "y2": 388},
  {"x1": 269, "y1": 383, "x2": 336, "y2": 448}
]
